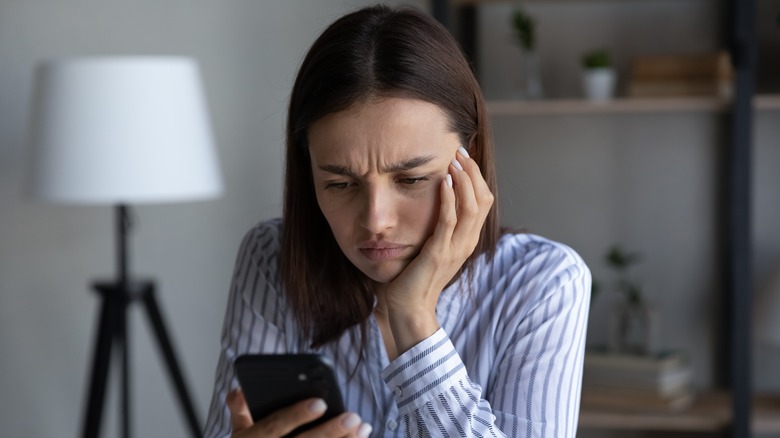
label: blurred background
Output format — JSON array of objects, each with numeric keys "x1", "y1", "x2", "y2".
[{"x1": 0, "y1": 0, "x2": 778, "y2": 437}]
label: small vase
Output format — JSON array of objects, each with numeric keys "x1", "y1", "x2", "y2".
[
  {"x1": 582, "y1": 67, "x2": 616, "y2": 101},
  {"x1": 518, "y1": 50, "x2": 544, "y2": 100},
  {"x1": 609, "y1": 300, "x2": 657, "y2": 355}
]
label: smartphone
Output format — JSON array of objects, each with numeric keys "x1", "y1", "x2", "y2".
[{"x1": 234, "y1": 353, "x2": 346, "y2": 436}]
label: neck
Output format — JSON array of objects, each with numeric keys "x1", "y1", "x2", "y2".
[{"x1": 373, "y1": 284, "x2": 389, "y2": 316}]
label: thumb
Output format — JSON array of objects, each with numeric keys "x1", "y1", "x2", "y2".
[{"x1": 227, "y1": 388, "x2": 254, "y2": 433}]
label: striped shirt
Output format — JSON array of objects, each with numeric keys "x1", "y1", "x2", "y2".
[{"x1": 204, "y1": 218, "x2": 591, "y2": 437}]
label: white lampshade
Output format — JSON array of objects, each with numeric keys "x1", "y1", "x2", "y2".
[
  {"x1": 755, "y1": 261, "x2": 780, "y2": 346},
  {"x1": 27, "y1": 56, "x2": 223, "y2": 204}
]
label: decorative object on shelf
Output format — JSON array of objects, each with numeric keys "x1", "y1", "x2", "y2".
[
  {"x1": 755, "y1": 260, "x2": 780, "y2": 347},
  {"x1": 511, "y1": 7, "x2": 543, "y2": 100},
  {"x1": 27, "y1": 56, "x2": 222, "y2": 438},
  {"x1": 754, "y1": 261, "x2": 780, "y2": 429},
  {"x1": 601, "y1": 245, "x2": 658, "y2": 356},
  {"x1": 581, "y1": 348, "x2": 694, "y2": 413},
  {"x1": 627, "y1": 51, "x2": 733, "y2": 98},
  {"x1": 582, "y1": 48, "x2": 616, "y2": 101}
]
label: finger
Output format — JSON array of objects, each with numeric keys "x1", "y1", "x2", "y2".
[
  {"x1": 450, "y1": 154, "x2": 480, "y2": 221},
  {"x1": 455, "y1": 148, "x2": 494, "y2": 238},
  {"x1": 429, "y1": 173, "x2": 457, "y2": 248},
  {"x1": 450, "y1": 156, "x2": 480, "y2": 239},
  {"x1": 457, "y1": 146, "x2": 494, "y2": 210},
  {"x1": 296, "y1": 412, "x2": 370, "y2": 438},
  {"x1": 227, "y1": 388, "x2": 254, "y2": 433},
  {"x1": 254, "y1": 398, "x2": 328, "y2": 437},
  {"x1": 356, "y1": 422, "x2": 374, "y2": 438},
  {"x1": 415, "y1": 173, "x2": 456, "y2": 264}
]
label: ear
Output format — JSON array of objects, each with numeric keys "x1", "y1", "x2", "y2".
[{"x1": 467, "y1": 133, "x2": 477, "y2": 156}]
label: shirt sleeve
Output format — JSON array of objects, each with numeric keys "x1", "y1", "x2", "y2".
[
  {"x1": 203, "y1": 222, "x2": 292, "y2": 438},
  {"x1": 382, "y1": 242, "x2": 591, "y2": 438},
  {"x1": 382, "y1": 328, "x2": 502, "y2": 437}
]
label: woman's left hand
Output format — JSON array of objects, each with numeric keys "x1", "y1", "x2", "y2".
[{"x1": 383, "y1": 146, "x2": 494, "y2": 354}]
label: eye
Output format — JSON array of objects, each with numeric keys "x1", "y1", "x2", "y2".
[
  {"x1": 324, "y1": 181, "x2": 355, "y2": 190},
  {"x1": 397, "y1": 176, "x2": 430, "y2": 185}
]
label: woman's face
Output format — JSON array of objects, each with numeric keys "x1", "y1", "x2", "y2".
[{"x1": 309, "y1": 97, "x2": 462, "y2": 283}]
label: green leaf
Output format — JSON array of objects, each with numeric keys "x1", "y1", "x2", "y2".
[
  {"x1": 605, "y1": 245, "x2": 641, "y2": 270},
  {"x1": 603, "y1": 244, "x2": 644, "y2": 304},
  {"x1": 582, "y1": 48, "x2": 612, "y2": 69},
  {"x1": 511, "y1": 9, "x2": 536, "y2": 51}
]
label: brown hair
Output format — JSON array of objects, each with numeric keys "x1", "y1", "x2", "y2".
[{"x1": 281, "y1": 5, "x2": 500, "y2": 348}]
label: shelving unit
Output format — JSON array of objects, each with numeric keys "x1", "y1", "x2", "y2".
[
  {"x1": 579, "y1": 393, "x2": 780, "y2": 433},
  {"x1": 756, "y1": 95, "x2": 780, "y2": 111},
  {"x1": 485, "y1": 95, "x2": 780, "y2": 116},
  {"x1": 488, "y1": 97, "x2": 732, "y2": 116},
  {"x1": 433, "y1": 0, "x2": 765, "y2": 436}
]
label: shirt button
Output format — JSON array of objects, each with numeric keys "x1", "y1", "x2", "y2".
[
  {"x1": 393, "y1": 386, "x2": 403, "y2": 397},
  {"x1": 387, "y1": 419, "x2": 398, "y2": 431}
]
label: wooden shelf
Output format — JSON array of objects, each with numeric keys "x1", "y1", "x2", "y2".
[
  {"x1": 487, "y1": 95, "x2": 780, "y2": 116},
  {"x1": 755, "y1": 94, "x2": 780, "y2": 111},
  {"x1": 755, "y1": 394, "x2": 780, "y2": 434},
  {"x1": 488, "y1": 97, "x2": 727, "y2": 116},
  {"x1": 578, "y1": 392, "x2": 780, "y2": 433},
  {"x1": 452, "y1": 0, "x2": 515, "y2": 4},
  {"x1": 452, "y1": 0, "x2": 697, "y2": 4}
]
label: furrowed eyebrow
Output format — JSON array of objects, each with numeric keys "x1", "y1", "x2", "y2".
[
  {"x1": 318, "y1": 164, "x2": 357, "y2": 177},
  {"x1": 384, "y1": 155, "x2": 436, "y2": 173},
  {"x1": 317, "y1": 155, "x2": 437, "y2": 176}
]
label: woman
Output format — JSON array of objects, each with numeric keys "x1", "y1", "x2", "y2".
[{"x1": 205, "y1": 5, "x2": 590, "y2": 438}]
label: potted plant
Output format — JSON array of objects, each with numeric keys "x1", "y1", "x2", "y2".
[
  {"x1": 511, "y1": 8, "x2": 543, "y2": 99},
  {"x1": 581, "y1": 48, "x2": 616, "y2": 101},
  {"x1": 602, "y1": 245, "x2": 657, "y2": 355}
]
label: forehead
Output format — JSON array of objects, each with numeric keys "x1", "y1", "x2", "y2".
[{"x1": 308, "y1": 97, "x2": 458, "y2": 167}]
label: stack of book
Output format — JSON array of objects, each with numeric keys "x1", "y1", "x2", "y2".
[
  {"x1": 581, "y1": 349, "x2": 695, "y2": 413},
  {"x1": 627, "y1": 51, "x2": 733, "y2": 98}
]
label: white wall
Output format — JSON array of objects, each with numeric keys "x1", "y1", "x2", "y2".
[
  {"x1": 0, "y1": 1, "x2": 422, "y2": 437},
  {"x1": 2, "y1": 1, "x2": 779, "y2": 437}
]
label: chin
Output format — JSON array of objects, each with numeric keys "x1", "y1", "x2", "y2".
[
  {"x1": 366, "y1": 272, "x2": 402, "y2": 284},
  {"x1": 356, "y1": 262, "x2": 406, "y2": 284}
]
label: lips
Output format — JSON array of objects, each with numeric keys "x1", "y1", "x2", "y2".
[{"x1": 358, "y1": 241, "x2": 408, "y2": 262}]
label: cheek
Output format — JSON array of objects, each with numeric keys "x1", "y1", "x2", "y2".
[
  {"x1": 317, "y1": 194, "x2": 346, "y2": 230},
  {"x1": 404, "y1": 187, "x2": 441, "y2": 234}
]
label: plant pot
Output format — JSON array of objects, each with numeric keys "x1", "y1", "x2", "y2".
[
  {"x1": 582, "y1": 67, "x2": 616, "y2": 101},
  {"x1": 609, "y1": 299, "x2": 658, "y2": 355},
  {"x1": 517, "y1": 49, "x2": 544, "y2": 100}
]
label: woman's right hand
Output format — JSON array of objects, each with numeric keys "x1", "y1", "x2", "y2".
[{"x1": 227, "y1": 388, "x2": 372, "y2": 438}]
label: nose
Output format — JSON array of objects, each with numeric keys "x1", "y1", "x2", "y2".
[{"x1": 359, "y1": 185, "x2": 396, "y2": 234}]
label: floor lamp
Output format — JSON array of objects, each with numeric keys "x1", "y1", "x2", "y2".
[{"x1": 27, "y1": 57, "x2": 223, "y2": 438}]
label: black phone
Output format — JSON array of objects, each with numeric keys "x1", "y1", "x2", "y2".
[{"x1": 234, "y1": 354, "x2": 346, "y2": 436}]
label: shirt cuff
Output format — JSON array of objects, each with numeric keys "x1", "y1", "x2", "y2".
[{"x1": 381, "y1": 327, "x2": 469, "y2": 414}]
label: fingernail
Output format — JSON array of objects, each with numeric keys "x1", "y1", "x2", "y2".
[
  {"x1": 446, "y1": 174, "x2": 453, "y2": 188},
  {"x1": 451, "y1": 158, "x2": 463, "y2": 171},
  {"x1": 358, "y1": 423, "x2": 373, "y2": 438},
  {"x1": 458, "y1": 146, "x2": 470, "y2": 158},
  {"x1": 308, "y1": 399, "x2": 327, "y2": 414},
  {"x1": 342, "y1": 413, "x2": 361, "y2": 429}
]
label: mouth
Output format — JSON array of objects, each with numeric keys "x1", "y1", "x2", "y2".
[{"x1": 358, "y1": 241, "x2": 409, "y2": 262}]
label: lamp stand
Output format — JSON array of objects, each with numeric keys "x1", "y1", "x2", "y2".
[{"x1": 81, "y1": 205, "x2": 202, "y2": 438}]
